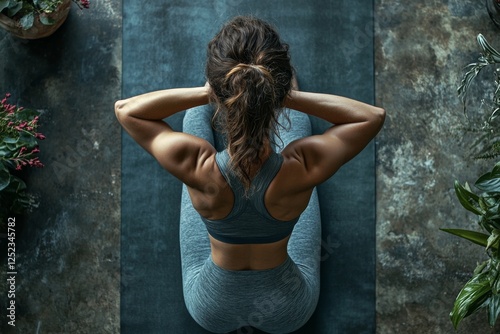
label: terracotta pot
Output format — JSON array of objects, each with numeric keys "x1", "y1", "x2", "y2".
[
  {"x1": 487, "y1": 0, "x2": 500, "y2": 29},
  {"x1": 0, "y1": 0, "x2": 71, "y2": 39}
]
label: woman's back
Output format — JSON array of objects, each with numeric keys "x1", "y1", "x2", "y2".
[{"x1": 193, "y1": 149, "x2": 309, "y2": 270}]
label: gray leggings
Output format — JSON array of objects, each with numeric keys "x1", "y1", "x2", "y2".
[{"x1": 180, "y1": 105, "x2": 321, "y2": 333}]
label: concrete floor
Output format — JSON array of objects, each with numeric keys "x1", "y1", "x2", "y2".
[
  {"x1": 1, "y1": 0, "x2": 500, "y2": 333},
  {"x1": 376, "y1": 1, "x2": 500, "y2": 333},
  {"x1": 0, "y1": 1, "x2": 121, "y2": 333}
]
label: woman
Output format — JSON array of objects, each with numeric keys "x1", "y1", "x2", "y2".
[{"x1": 115, "y1": 16, "x2": 384, "y2": 333}]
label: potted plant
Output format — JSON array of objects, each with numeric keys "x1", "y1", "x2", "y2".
[
  {"x1": 0, "y1": 0, "x2": 89, "y2": 39},
  {"x1": 442, "y1": 34, "x2": 500, "y2": 329},
  {"x1": 0, "y1": 93, "x2": 45, "y2": 230}
]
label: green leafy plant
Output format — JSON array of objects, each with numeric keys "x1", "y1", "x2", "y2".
[
  {"x1": 0, "y1": 93, "x2": 45, "y2": 224},
  {"x1": 457, "y1": 34, "x2": 500, "y2": 160},
  {"x1": 443, "y1": 34, "x2": 500, "y2": 329},
  {"x1": 0, "y1": 0, "x2": 89, "y2": 30},
  {"x1": 442, "y1": 164, "x2": 500, "y2": 329}
]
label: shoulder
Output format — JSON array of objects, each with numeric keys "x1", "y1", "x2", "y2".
[
  {"x1": 264, "y1": 137, "x2": 344, "y2": 219},
  {"x1": 278, "y1": 135, "x2": 345, "y2": 190},
  {"x1": 151, "y1": 131, "x2": 218, "y2": 188}
]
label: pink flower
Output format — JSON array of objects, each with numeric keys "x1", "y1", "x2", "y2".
[
  {"x1": 31, "y1": 147, "x2": 40, "y2": 154},
  {"x1": 81, "y1": 0, "x2": 90, "y2": 8},
  {"x1": 2, "y1": 93, "x2": 12, "y2": 103},
  {"x1": 15, "y1": 165, "x2": 22, "y2": 171},
  {"x1": 29, "y1": 157, "x2": 44, "y2": 168},
  {"x1": 35, "y1": 133, "x2": 46, "y2": 140}
]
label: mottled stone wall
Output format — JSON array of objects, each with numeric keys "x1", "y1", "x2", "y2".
[
  {"x1": 375, "y1": 1, "x2": 500, "y2": 333},
  {"x1": 0, "y1": 1, "x2": 121, "y2": 333}
]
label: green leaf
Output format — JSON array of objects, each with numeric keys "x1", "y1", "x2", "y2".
[
  {"x1": 488, "y1": 294, "x2": 500, "y2": 327},
  {"x1": 454, "y1": 181, "x2": 483, "y2": 215},
  {"x1": 492, "y1": 269, "x2": 500, "y2": 294},
  {"x1": 7, "y1": 1, "x2": 22, "y2": 17},
  {"x1": 0, "y1": 0, "x2": 9, "y2": 12},
  {"x1": 474, "y1": 261, "x2": 489, "y2": 276},
  {"x1": 450, "y1": 271, "x2": 492, "y2": 329},
  {"x1": 476, "y1": 162, "x2": 500, "y2": 192},
  {"x1": 39, "y1": 13, "x2": 54, "y2": 25},
  {"x1": 480, "y1": 217, "x2": 496, "y2": 234},
  {"x1": 20, "y1": 12, "x2": 34, "y2": 30},
  {"x1": 440, "y1": 228, "x2": 491, "y2": 248},
  {"x1": 491, "y1": 162, "x2": 500, "y2": 176},
  {"x1": 0, "y1": 163, "x2": 10, "y2": 192},
  {"x1": 38, "y1": 0, "x2": 49, "y2": 11},
  {"x1": 458, "y1": 62, "x2": 488, "y2": 104},
  {"x1": 5, "y1": 143, "x2": 17, "y2": 151},
  {"x1": 18, "y1": 132, "x2": 37, "y2": 147},
  {"x1": 2, "y1": 137, "x2": 19, "y2": 144},
  {"x1": 479, "y1": 197, "x2": 490, "y2": 211},
  {"x1": 5, "y1": 143, "x2": 18, "y2": 152},
  {"x1": 487, "y1": 230, "x2": 500, "y2": 251},
  {"x1": 487, "y1": 214, "x2": 500, "y2": 222},
  {"x1": 478, "y1": 34, "x2": 500, "y2": 63},
  {"x1": 14, "y1": 106, "x2": 40, "y2": 119},
  {"x1": 484, "y1": 203, "x2": 500, "y2": 220}
]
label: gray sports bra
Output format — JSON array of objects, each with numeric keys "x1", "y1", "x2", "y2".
[{"x1": 200, "y1": 150, "x2": 299, "y2": 244}]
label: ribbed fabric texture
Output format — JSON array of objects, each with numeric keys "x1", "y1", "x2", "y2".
[
  {"x1": 180, "y1": 105, "x2": 321, "y2": 333},
  {"x1": 185, "y1": 256, "x2": 319, "y2": 333},
  {"x1": 201, "y1": 150, "x2": 299, "y2": 244}
]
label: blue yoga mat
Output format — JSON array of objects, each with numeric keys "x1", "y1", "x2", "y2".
[{"x1": 121, "y1": 1, "x2": 375, "y2": 333}]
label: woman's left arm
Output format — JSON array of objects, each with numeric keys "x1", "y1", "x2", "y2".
[
  {"x1": 115, "y1": 86, "x2": 214, "y2": 183},
  {"x1": 115, "y1": 86, "x2": 208, "y2": 145}
]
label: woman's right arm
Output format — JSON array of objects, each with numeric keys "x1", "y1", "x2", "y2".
[{"x1": 282, "y1": 90, "x2": 385, "y2": 187}]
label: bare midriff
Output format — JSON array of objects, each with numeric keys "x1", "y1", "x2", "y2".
[{"x1": 209, "y1": 234, "x2": 290, "y2": 271}]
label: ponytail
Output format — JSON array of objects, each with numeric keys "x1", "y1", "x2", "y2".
[{"x1": 206, "y1": 16, "x2": 293, "y2": 193}]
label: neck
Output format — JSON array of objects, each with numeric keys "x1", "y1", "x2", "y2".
[{"x1": 257, "y1": 140, "x2": 272, "y2": 162}]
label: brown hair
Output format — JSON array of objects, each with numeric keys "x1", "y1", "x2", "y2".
[{"x1": 206, "y1": 16, "x2": 293, "y2": 192}]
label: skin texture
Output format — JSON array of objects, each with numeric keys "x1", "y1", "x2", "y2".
[{"x1": 115, "y1": 86, "x2": 385, "y2": 270}]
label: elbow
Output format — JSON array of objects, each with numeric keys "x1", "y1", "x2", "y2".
[
  {"x1": 114, "y1": 99, "x2": 127, "y2": 117},
  {"x1": 114, "y1": 98, "x2": 132, "y2": 122},
  {"x1": 373, "y1": 106, "x2": 386, "y2": 127}
]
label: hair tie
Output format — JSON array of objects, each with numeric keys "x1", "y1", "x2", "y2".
[
  {"x1": 244, "y1": 64, "x2": 266, "y2": 72},
  {"x1": 226, "y1": 63, "x2": 268, "y2": 78}
]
